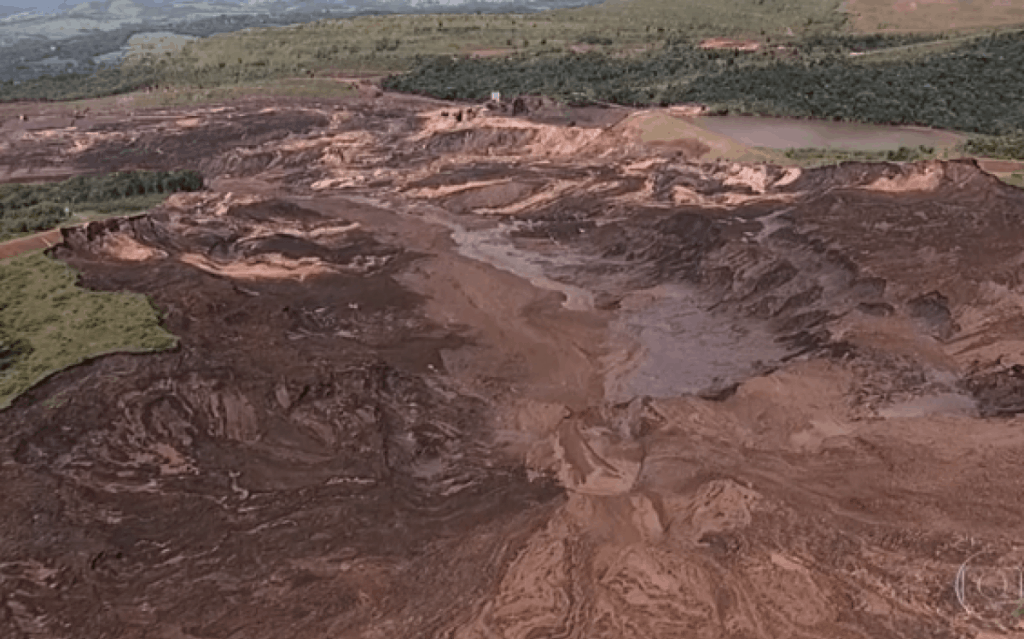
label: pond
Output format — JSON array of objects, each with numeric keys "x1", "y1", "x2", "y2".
[{"x1": 692, "y1": 115, "x2": 965, "y2": 152}]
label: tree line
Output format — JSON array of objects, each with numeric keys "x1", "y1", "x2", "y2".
[
  {"x1": 663, "y1": 35, "x2": 1024, "y2": 135},
  {"x1": 0, "y1": 170, "x2": 203, "y2": 240},
  {"x1": 385, "y1": 31, "x2": 1024, "y2": 138},
  {"x1": 961, "y1": 132, "x2": 1024, "y2": 159}
]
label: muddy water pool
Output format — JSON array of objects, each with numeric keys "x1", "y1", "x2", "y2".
[
  {"x1": 694, "y1": 115, "x2": 964, "y2": 152},
  {"x1": 606, "y1": 284, "x2": 788, "y2": 401},
  {"x1": 426, "y1": 216, "x2": 596, "y2": 312},
  {"x1": 437, "y1": 217, "x2": 788, "y2": 400}
]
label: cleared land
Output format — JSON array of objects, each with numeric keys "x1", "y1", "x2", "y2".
[{"x1": 0, "y1": 229, "x2": 61, "y2": 260}]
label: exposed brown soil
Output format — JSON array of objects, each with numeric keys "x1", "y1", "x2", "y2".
[
  {"x1": 468, "y1": 48, "x2": 517, "y2": 58},
  {"x1": 977, "y1": 158, "x2": 1024, "y2": 174},
  {"x1": 0, "y1": 229, "x2": 62, "y2": 259},
  {"x1": 3, "y1": 92, "x2": 1024, "y2": 638},
  {"x1": 700, "y1": 38, "x2": 763, "y2": 51}
]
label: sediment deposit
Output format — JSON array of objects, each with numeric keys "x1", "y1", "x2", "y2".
[{"x1": 3, "y1": 94, "x2": 1024, "y2": 638}]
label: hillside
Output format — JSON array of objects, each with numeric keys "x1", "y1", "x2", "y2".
[
  {"x1": 385, "y1": 28, "x2": 1024, "y2": 138},
  {"x1": 3, "y1": 0, "x2": 1024, "y2": 146},
  {"x1": 845, "y1": 0, "x2": 1024, "y2": 32},
  {"x1": 0, "y1": 0, "x2": 601, "y2": 83}
]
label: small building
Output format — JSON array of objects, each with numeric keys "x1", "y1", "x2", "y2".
[{"x1": 490, "y1": 91, "x2": 501, "y2": 103}]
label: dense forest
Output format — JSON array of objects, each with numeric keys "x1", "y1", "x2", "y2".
[
  {"x1": 385, "y1": 31, "x2": 1024, "y2": 137},
  {"x1": 383, "y1": 46, "x2": 742, "y2": 105},
  {"x1": 0, "y1": 170, "x2": 203, "y2": 240},
  {"x1": 662, "y1": 34, "x2": 1024, "y2": 135}
]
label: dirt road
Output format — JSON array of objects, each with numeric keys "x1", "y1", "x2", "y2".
[{"x1": 0, "y1": 228, "x2": 61, "y2": 260}]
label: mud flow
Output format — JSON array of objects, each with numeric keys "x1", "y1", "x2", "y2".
[{"x1": 4, "y1": 96, "x2": 1024, "y2": 638}]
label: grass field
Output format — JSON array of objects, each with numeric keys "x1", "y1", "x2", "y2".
[
  {"x1": 1000, "y1": 172, "x2": 1024, "y2": 188},
  {"x1": 782, "y1": 145, "x2": 943, "y2": 165},
  {"x1": 565, "y1": 0, "x2": 846, "y2": 36},
  {"x1": 0, "y1": 251, "x2": 177, "y2": 410},
  {"x1": 129, "y1": 77, "x2": 358, "y2": 108},
  {"x1": 172, "y1": 0, "x2": 847, "y2": 75},
  {"x1": 844, "y1": 0, "x2": 1024, "y2": 32}
]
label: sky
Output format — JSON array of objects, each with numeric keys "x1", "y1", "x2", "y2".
[
  {"x1": 14, "y1": 1, "x2": 92, "y2": 13},
  {"x1": 3, "y1": 0, "x2": 252, "y2": 15},
  {"x1": 5, "y1": 1, "x2": 113, "y2": 14}
]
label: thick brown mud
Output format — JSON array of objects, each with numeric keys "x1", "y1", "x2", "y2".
[{"x1": 3, "y1": 95, "x2": 1024, "y2": 638}]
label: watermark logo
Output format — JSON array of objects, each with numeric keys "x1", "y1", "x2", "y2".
[{"x1": 955, "y1": 551, "x2": 1024, "y2": 629}]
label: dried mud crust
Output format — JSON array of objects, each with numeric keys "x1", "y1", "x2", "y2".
[
  {"x1": 503, "y1": 158, "x2": 1024, "y2": 411},
  {"x1": 4, "y1": 98, "x2": 1024, "y2": 638},
  {"x1": 1, "y1": 196, "x2": 563, "y2": 638},
  {"x1": 0, "y1": 101, "x2": 337, "y2": 181}
]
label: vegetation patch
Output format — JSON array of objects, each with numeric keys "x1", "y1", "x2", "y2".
[
  {"x1": 382, "y1": 46, "x2": 743, "y2": 105},
  {"x1": 0, "y1": 1, "x2": 851, "y2": 104},
  {"x1": 784, "y1": 145, "x2": 939, "y2": 165},
  {"x1": 1000, "y1": 172, "x2": 1024, "y2": 188},
  {"x1": 962, "y1": 132, "x2": 1024, "y2": 160},
  {"x1": 0, "y1": 63, "x2": 164, "y2": 103},
  {"x1": 664, "y1": 32, "x2": 1024, "y2": 135},
  {"x1": 0, "y1": 251, "x2": 177, "y2": 410},
  {"x1": 130, "y1": 77, "x2": 357, "y2": 108},
  {"x1": 3, "y1": 0, "x2": 1024, "y2": 111},
  {"x1": 0, "y1": 170, "x2": 203, "y2": 241}
]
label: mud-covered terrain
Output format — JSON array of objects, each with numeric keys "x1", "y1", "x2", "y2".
[{"x1": 4, "y1": 95, "x2": 1024, "y2": 638}]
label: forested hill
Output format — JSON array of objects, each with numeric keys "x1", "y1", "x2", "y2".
[{"x1": 384, "y1": 31, "x2": 1024, "y2": 136}]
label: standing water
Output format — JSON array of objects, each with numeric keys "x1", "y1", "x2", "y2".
[
  {"x1": 427, "y1": 216, "x2": 596, "y2": 312},
  {"x1": 606, "y1": 284, "x2": 789, "y2": 402},
  {"x1": 431, "y1": 214, "x2": 789, "y2": 401},
  {"x1": 693, "y1": 115, "x2": 963, "y2": 152}
]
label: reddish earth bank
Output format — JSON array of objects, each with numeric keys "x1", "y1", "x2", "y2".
[
  {"x1": 0, "y1": 230, "x2": 61, "y2": 259},
  {"x1": 3, "y1": 95, "x2": 1024, "y2": 638}
]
